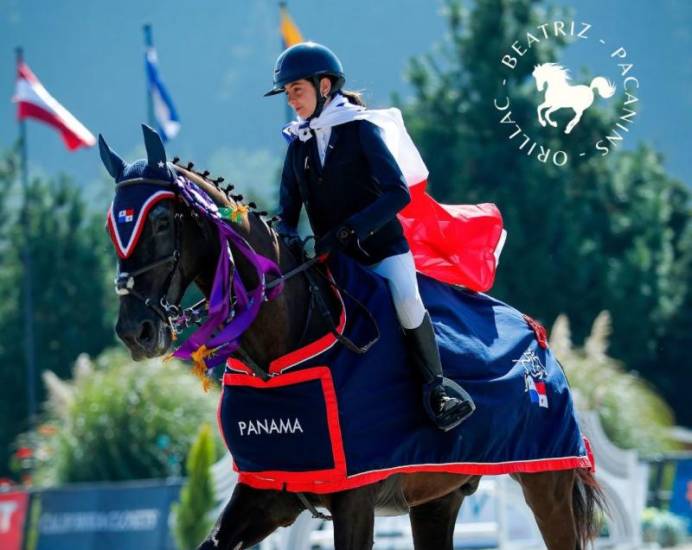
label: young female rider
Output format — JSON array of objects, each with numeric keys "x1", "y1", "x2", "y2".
[{"x1": 266, "y1": 42, "x2": 475, "y2": 431}]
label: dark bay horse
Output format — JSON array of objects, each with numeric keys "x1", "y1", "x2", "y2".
[{"x1": 103, "y1": 127, "x2": 605, "y2": 550}]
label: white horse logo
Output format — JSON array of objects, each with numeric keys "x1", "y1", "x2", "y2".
[{"x1": 532, "y1": 63, "x2": 616, "y2": 134}]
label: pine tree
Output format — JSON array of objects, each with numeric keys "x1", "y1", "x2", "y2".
[
  {"x1": 0, "y1": 149, "x2": 117, "y2": 478},
  {"x1": 398, "y1": 0, "x2": 691, "y2": 421},
  {"x1": 172, "y1": 423, "x2": 217, "y2": 550}
]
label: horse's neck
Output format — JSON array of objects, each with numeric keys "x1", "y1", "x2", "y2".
[
  {"x1": 226, "y1": 215, "x2": 340, "y2": 367},
  {"x1": 175, "y1": 164, "x2": 340, "y2": 365},
  {"x1": 547, "y1": 75, "x2": 570, "y2": 92},
  {"x1": 196, "y1": 206, "x2": 338, "y2": 367}
]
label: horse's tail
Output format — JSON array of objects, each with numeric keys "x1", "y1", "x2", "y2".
[
  {"x1": 572, "y1": 467, "x2": 607, "y2": 548},
  {"x1": 589, "y1": 76, "x2": 616, "y2": 99}
]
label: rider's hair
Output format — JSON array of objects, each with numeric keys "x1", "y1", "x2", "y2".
[
  {"x1": 320, "y1": 75, "x2": 366, "y2": 107},
  {"x1": 339, "y1": 89, "x2": 366, "y2": 106}
]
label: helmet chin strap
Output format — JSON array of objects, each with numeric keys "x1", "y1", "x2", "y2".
[{"x1": 307, "y1": 75, "x2": 329, "y2": 121}]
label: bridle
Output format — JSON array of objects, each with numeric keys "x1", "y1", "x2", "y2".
[{"x1": 113, "y1": 179, "x2": 207, "y2": 338}]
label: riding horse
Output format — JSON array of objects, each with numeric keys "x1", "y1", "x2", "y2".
[{"x1": 103, "y1": 125, "x2": 605, "y2": 550}]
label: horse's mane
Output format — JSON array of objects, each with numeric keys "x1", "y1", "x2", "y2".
[
  {"x1": 170, "y1": 159, "x2": 277, "y2": 229},
  {"x1": 534, "y1": 62, "x2": 571, "y2": 82},
  {"x1": 174, "y1": 164, "x2": 234, "y2": 207}
]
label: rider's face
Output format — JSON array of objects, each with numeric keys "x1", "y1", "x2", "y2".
[{"x1": 285, "y1": 78, "x2": 332, "y2": 118}]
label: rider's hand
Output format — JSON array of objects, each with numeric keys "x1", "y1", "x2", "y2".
[
  {"x1": 314, "y1": 230, "x2": 338, "y2": 256},
  {"x1": 275, "y1": 220, "x2": 306, "y2": 259},
  {"x1": 285, "y1": 234, "x2": 305, "y2": 258},
  {"x1": 315, "y1": 224, "x2": 357, "y2": 257}
]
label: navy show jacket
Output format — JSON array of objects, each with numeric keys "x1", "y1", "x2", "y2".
[{"x1": 277, "y1": 119, "x2": 411, "y2": 265}]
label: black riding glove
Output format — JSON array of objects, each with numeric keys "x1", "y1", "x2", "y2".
[
  {"x1": 276, "y1": 222, "x2": 305, "y2": 259},
  {"x1": 284, "y1": 234, "x2": 305, "y2": 259},
  {"x1": 314, "y1": 225, "x2": 357, "y2": 257}
]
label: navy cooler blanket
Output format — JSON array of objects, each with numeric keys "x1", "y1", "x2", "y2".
[{"x1": 219, "y1": 251, "x2": 592, "y2": 493}]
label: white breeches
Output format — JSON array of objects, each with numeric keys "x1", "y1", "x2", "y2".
[{"x1": 364, "y1": 250, "x2": 426, "y2": 329}]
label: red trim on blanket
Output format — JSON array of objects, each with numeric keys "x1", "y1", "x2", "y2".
[
  {"x1": 216, "y1": 382, "x2": 241, "y2": 475},
  {"x1": 236, "y1": 455, "x2": 593, "y2": 494},
  {"x1": 223, "y1": 367, "x2": 347, "y2": 481},
  {"x1": 583, "y1": 436, "x2": 596, "y2": 474},
  {"x1": 216, "y1": 382, "x2": 231, "y2": 453},
  {"x1": 226, "y1": 265, "x2": 347, "y2": 375},
  {"x1": 523, "y1": 314, "x2": 549, "y2": 349}
]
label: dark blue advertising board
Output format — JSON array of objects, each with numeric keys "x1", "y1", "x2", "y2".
[{"x1": 35, "y1": 479, "x2": 182, "y2": 550}]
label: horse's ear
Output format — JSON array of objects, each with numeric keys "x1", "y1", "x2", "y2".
[
  {"x1": 142, "y1": 124, "x2": 167, "y2": 168},
  {"x1": 98, "y1": 134, "x2": 125, "y2": 180}
]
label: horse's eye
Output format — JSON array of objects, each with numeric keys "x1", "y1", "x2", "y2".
[{"x1": 154, "y1": 218, "x2": 170, "y2": 233}]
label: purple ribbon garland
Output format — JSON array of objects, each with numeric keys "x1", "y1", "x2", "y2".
[{"x1": 170, "y1": 175, "x2": 285, "y2": 370}]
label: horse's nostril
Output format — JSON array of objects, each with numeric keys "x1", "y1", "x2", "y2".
[{"x1": 138, "y1": 320, "x2": 156, "y2": 345}]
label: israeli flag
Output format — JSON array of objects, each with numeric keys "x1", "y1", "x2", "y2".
[{"x1": 145, "y1": 47, "x2": 180, "y2": 141}]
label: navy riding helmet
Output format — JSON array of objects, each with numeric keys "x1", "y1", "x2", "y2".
[{"x1": 265, "y1": 41, "x2": 345, "y2": 118}]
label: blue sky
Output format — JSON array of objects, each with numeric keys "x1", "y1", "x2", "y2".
[{"x1": 0, "y1": 0, "x2": 689, "y2": 212}]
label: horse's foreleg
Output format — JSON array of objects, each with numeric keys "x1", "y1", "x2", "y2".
[
  {"x1": 409, "y1": 489, "x2": 464, "y2": 550},
  {"x1": 328, "y1": 485, "x2": 377, "y2": 550},
  {"x1": 544, "y1": 106, "x2": 561, "y2": 127},
  {"x1": 537, "y1": 101, "x2": 548, "y2": 126},
  {"x1": 197, "y1": 483, "x2": 304, "y2": 550},
  {"x1": 514, "y1": 470, "x2": 578, "y2": 550}
]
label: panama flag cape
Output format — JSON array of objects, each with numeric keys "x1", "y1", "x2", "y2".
[
  {"x1": 13, "y1": 62, "x2": 95, "y2": 151},
  {"x1": 283, "y1": 96, "x2": 507, "y2": 292}
]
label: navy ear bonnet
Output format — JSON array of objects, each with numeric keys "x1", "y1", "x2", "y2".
[
  {"x1": 99, "y1": 124, "x2": 176, "y2": 183},
  {"x1": 101, "y1": 125, "x2": 179, "y2": 259}
]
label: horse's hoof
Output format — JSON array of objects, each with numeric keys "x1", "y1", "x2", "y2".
[
  {"x1": 548, "y1": 120, "x2": 557, "y2": 128},
  {"x1": 538, "y1": 119, "x2": 546, "y2": 127}
]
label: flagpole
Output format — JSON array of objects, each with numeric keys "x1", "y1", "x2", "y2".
[
  {"x1": 15, "y1": 46, "x2": 38, "y2": 435},
  {"x1": 279, "y1": 1, "x2": 293, "y2": 124},
  {"x1": 143, "y1": 24, "x2": 155, "y2": 129}
]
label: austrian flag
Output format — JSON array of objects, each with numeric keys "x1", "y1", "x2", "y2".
[{"x1": 12, "y1": 61, "x2": 95, "y2": 151}]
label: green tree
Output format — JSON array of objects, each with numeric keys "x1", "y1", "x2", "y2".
[
  {"x1": 172, "y1": 423, "x2": 216, "y2": 550},
  {"x1": 22, "y1": 349, "x2": 220, "y2": 485},
  {"x1": 0, "y1": 150, "x2": 117, "y2": 478},
  {"x1": 399, "y1": 0, "x2": 691, "y2": 421}
]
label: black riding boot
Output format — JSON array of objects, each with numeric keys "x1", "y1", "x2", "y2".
[{"x1": 403, "y1": 310, "x2": 475, "y2": 431}]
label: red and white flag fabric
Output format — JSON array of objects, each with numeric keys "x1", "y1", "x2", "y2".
[
  {"x1": 12, "y1": 62, "x2": 95, "y2": 151},
  {"x1": 355, "y1": 107, "x2": 506, "y2": 292},
  {"x1": 284, "y1": 100, "x2": 507, "y2": 292}
]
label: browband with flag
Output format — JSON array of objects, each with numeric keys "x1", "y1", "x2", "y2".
[{"x1": 107, "y1": 184, "x2": 176, "y2": 259}]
